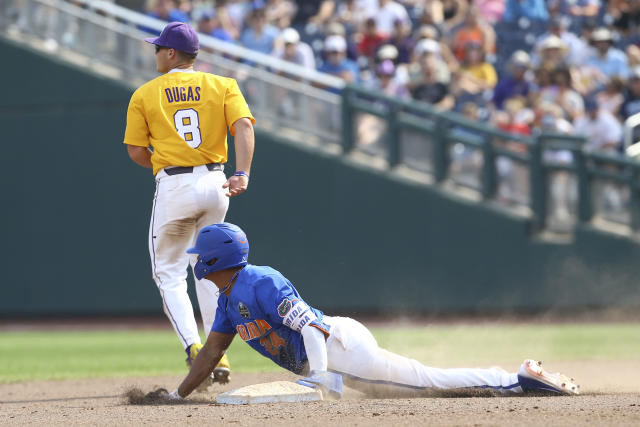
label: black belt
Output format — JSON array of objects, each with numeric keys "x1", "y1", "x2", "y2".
[{"x1": 164, "y1": 163, "x2": 222, "y2": 176}]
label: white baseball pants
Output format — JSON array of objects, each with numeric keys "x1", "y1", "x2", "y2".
[
  {"x1": 323, "y1": 317, "x2": 522, "y2": 396},
  {"x1": 149, "y1": 165, "x2": 229, "y2": 349}
]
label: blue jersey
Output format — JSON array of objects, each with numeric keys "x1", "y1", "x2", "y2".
[{"x1": 211, "y1": 264, "x2": 329, "y2": 374}]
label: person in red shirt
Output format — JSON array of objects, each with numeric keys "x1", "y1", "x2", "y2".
[
  {"x1": 496, "y1": 96, "x2": 532, "y2": 136},
  {"x1": 357, "y1": 17, "x2": 387, "y2": 60}
]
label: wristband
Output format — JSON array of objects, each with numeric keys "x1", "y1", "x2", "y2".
[{"x1": 234, "y1": 171, "x2": 250, "y2": 179}]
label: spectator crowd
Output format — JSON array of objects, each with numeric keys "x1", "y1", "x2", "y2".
[{"x1": 138, "y1": 0, "x2": 640, "y2": 155}]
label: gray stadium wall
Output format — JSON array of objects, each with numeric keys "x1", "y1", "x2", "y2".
[{"x1": 2, "y1": 36, "x2": 639, "y2": 316}]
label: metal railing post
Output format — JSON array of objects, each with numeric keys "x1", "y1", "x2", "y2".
[
  {"x1": 630, "y1": 167, "x2": 640, "y2": 232},
  {"x1": 387, "y1": 104, "x2": 400, "y2": 167},
  {"x1": 530, "y1": 135, "x2": 546, "y2": 231},
  {"x1": 433, "y1": 117, "x2": 448, "y2": 183},
  {"x1": 575, "y1": 149, "x2": 593, "y2": 223},
  {"x1": 341, "y1": 85, "x2": 355, "y2": 153},
  {"x1": 123, "y1": 32, "x2": 136, "y2": 81},
  {"x1": 300, "y1": 88, "x2": 310, "y2": 137},
  {"x1": 481, "y1": 134, "x2": 497, "y2": 200},
  {"x1": 24, "y1": 0, "x2": 36, "y2": 36}
]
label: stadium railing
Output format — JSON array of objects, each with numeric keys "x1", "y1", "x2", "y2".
[{"x1": 342, "y1": 84, "x2": 640, "y2": 235}]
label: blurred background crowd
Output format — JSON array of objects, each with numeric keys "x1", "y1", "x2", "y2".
[
  {"x1": 136, "y1": 0, "x2": 640, "y2": 155},
  {"x1": 4, "y1": 0, "x2": 640, "y2": 228}
]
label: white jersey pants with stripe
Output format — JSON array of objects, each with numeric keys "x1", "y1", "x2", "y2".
[
  {"x1": 149, "y1": 165, "x2": 229, "y2": 349},
  {"x1": 323, "y1": 317, "x2": 522, "y2": 396}
]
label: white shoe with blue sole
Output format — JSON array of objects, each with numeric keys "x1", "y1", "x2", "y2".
[{"x1": 518, "y1": 359, "x2": 580, "y2": 395}]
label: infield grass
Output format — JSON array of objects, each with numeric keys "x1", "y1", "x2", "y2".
[{"x1": 1, "y1": 322, "x2": 638, "y2": 383}]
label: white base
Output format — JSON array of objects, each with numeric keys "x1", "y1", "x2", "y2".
[{"x1": 216, "y1": 381, "x2": 323, "y2": 404}]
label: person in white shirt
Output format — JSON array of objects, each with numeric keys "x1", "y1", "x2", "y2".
[
  {"x1": 272, "y1": 27, "x2": 316, "y2": 69},
  {"x1": 573, "y1": 97, "x2": 622, "y2": 152},
  {"x1": 573, "y1": 97, "x2": 625, "y2": 211},
  {"x1": 585, "y1": 27, "x2": 630, "y2": 80},
  {"x1": 371, "y1": 0, "x2": 410, "y2": 37}
]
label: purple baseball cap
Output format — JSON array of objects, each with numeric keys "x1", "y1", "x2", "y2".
[{"x1": 145, "y1": 22, "x2": 199, "y2": 55}]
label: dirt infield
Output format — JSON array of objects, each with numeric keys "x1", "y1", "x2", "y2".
[{"x1": 2, "y1": 360, "x2": 639, "y2": 426}]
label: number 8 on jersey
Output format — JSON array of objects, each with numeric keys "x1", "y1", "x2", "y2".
[{"x1": 174, "y1": 108, "x2": 202, "y2": 149}]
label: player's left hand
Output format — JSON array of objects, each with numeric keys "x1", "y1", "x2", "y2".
[
  {"x1": 222, "y1": 175, "x2": 249, "y2": 197},
  {"x1": 297, "y1": 370, "x2": 343, "y2": 399},
  {"x1": 144, "y1": 388, "x2": 183, "y2": 401}
]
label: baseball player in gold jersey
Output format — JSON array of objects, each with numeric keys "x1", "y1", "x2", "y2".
[{"x1": 123, "y1": 21, "x2": 255, "y2": 387}]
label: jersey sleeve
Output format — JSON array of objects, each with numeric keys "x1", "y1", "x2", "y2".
[
  {"x1": 123, "y1": 89, "x2": 150, "y2": 147},
  {"x1": 210, "y1": 296, "x2": 236, "y2": 335},
  {"x1": 255, "y1": 275, "x2": 330, "y2": 337},
  {"x1": 254, "y1": 275, "x2": 297, "y2": 325},
  {"x1": 224, "y1": 78, "x2": 256, "y2": 135}
]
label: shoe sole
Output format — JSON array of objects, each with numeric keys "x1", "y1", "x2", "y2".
[
  {"x1": 213, "y1": 367, "x2": 231, "y2": 384},
  {"x1": 522, "y1": 359, "x2": 579, "y2": 395}
]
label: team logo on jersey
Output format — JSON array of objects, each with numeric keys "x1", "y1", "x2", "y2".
[
  {"x1": 238, "y1": 302, "x2": 250, "y2": 319},
  {"x1": 236, "y1": 319, "x2": 272, "y2": 341},
  {"x1": 277, "y1": 299, "x2": 292, "y2": 317}
]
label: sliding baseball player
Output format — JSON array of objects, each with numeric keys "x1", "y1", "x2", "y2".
[{"x1": 154, "y1": 222, "x2": 579, "y2": 400}]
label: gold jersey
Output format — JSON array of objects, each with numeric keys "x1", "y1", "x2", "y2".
[{"x1": 124, "y1": 70, "x2": 255, "y2": 175}]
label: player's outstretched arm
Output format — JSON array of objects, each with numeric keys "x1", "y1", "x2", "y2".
[
  {"x1": 297, "y1": 324, "x2": 343, "y2": 398},
  {"x1": 223, "y1": 117, "x2": 254, "y2": 197},
  {"x1": 300, "y1": 325, "x2": 328, "y2": 372},
  {"x1": 175, "y1": 332, "x2": 235, "y2": 398}
]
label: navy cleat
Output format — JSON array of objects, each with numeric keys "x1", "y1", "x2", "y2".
[{"x1": 518, "y1": 359, "x2": 580, "y2": 395}]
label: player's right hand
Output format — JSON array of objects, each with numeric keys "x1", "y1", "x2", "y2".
[
  {"x1": 297, "y1": 370, "x2": 343, "y2": 399},
  {"x1": 222, "y1": 175, "x2": 249, "y2": 197}
]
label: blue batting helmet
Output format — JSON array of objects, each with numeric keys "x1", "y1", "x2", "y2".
[{"x1": 187, "y1": 223, "x2": 249, "y2": 279}]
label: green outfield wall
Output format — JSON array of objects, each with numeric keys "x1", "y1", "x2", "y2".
[{"x1": 1, "y1": 36, "x2": 639, "y2": 315}]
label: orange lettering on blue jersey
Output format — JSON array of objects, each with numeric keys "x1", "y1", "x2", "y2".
[
  {"x1": 269, "y1": 331, "x2": 286, "y2": 348},
  {"x1": 256, "y1": 319, "x2": 272, "y2": 335},
  {"x1": 237, "y1": 324, "x2": 249, "y2": 341},
  {"x1": 260, "y1": 330, "x2": 286, "y2": 356},
  {"x1": 259, "y1": 336, "x2": 278, "y2": 355},
  {"x1": 247, "y1": 322, "x2": 261, "y2": 339}
]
